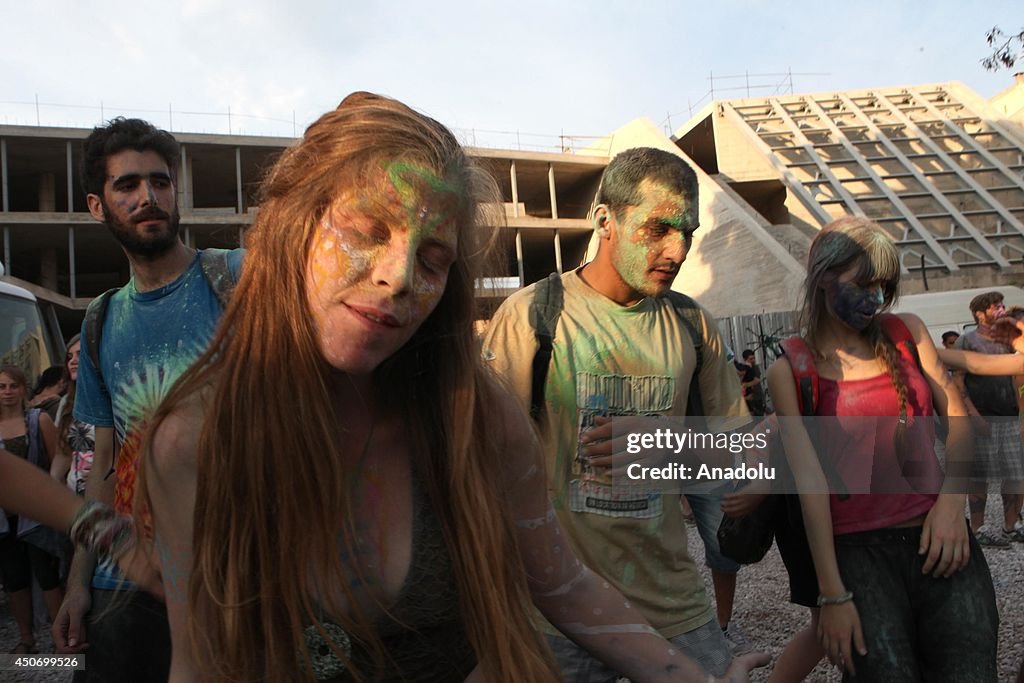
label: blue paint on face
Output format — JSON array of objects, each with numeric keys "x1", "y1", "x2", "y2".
[{"x1": 828, "y1": 281, "x2": 884, "y2": 331}]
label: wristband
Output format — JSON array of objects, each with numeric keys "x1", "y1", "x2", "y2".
[
  {"x1": 68, "y1": 500, "x2": 135, "y2": 562},
  {"x1": 816, "y1": 590, "x2": 854, "y2": 606}
]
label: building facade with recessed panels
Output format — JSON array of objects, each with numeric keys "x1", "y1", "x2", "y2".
[{"x1": 2, "y1": 76, "x2": 1023, "y2": 339}]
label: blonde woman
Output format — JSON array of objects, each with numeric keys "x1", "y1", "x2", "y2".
[{"x1": 768, "y1": 218, "x2": 998, "y2": 681}]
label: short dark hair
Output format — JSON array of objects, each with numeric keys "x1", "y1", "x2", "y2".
[
  {"x1": 941, "y1": 331, "x2": 959, "y2": 344},
  {"x1": 968, "y1": 291, "x2": 1004, "y2": 318},
  {"x1": 742, "y1": 349, "x2": 755, "y2": 360},
  {"x1": 597, "y1": 147, "x2": 698, "y2": 216},
  {"x1": 32, "y1": 365, "x2": 64, "y2": 396},
  {"x1": 80, "y1": 117, "x2": 180, "y2": 197}
]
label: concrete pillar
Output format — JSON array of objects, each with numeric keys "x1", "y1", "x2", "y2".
[
  {"x1": 515, "y1": 229, "x2": 525, "y2": 287},
  {"x1": 1, "y1": 139, "x2": 8, "y2": 212},
  {"x1": 510, "y1": 161, "x2": 520, "y2": 217},
  {"x1": 235, "y1": 147, "x2": 243, "y2": 213},
  {"x1": 66, "y1": 141, "x2": 74, "y2": 213},
  {"x1": 68, "y1": 227, "x2": 76, "y2": 299},
  {"x1": 554, "y1": 230, "x2": 563, "y2": 274},
  {"x1": 549, "y1": 164, "x2": 562, "y2": 274},
  {"x1": 179, "y1": 145, "x2": 192, "y2": 210},
  {"x1": 40, "y1": 248, "x2": 58, "y2": 290},
  {"x1": 38, "y1": 172, "x2": 56, "y2": 212},
  {"x1": 548, "y1": 164, "x2": 558, "y2": 219}
]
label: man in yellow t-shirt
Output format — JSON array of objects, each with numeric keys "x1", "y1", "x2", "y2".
[{"x1": 483, "y1": 147, "x2": 751, "y2": 680}]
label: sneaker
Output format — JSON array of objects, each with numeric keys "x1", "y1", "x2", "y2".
[
  {"x1": 975, "y1": 526, "x2": 1011, "y2": 548},
  {"x1": 1002, "y1": 526, "x2": 1024, "y2": 543},
  {"x1": 722, "y1": 622, "x2": 754, "y2": 655}
]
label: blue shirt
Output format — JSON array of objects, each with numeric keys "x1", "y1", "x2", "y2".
[{"x1": 74, "y1": 248, "x2": 243, "y2": 589}]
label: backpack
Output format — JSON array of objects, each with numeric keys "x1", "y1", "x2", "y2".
[
  {"x1": 82, "y1": 248, "x2": 239, "y2": 399},
  {"x1": 777, "y1": 313, "x2": 921, "y2": 499},
  {"x1": 527, "y1": 272, "x2": 707, "y2": 423}
]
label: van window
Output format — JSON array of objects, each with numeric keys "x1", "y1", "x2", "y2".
[{"x1": 0, "y1": 293, "x2": 56, "y2": 382}]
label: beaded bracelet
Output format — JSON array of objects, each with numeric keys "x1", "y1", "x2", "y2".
[
  {"x1": 68, "y1": 500, "x2": 135, "y2": 562},
  {"x1": 816, "y1": 590, "x2": 854, "y2": 606}
]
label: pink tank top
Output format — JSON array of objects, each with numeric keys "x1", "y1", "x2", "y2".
[{"x1": 817, "y1": 352, "x2": 942, "y2": 535}]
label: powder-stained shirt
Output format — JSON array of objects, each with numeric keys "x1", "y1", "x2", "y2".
[
  {"x1": 74, "y1": 249, "x2": 243, "y2": 589},
  {"x1": 482, "y1": 269, "x2": 750, "y2": 638},
  {"x1": 955, "y1": 330, "x2": 1018, "y2": 417}
]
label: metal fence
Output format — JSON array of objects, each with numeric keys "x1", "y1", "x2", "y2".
[{"x1": 0, "y1": 98, "x2": 607, "y2": 154}]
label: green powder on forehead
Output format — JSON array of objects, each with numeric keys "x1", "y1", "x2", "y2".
[
  {"x1": 385, "y1": 161, "x2": 461, "y2": 199},
  {"x1": 383, "y1": 161, "x2": 463, "y2": 236}
]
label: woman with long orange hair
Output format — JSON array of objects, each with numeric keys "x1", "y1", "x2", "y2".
[{"x1": 140, "y1": 93, "x2": 764, "y2": 682}]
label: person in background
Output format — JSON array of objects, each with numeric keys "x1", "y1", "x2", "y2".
[
  {"x1": 485, "y1": 147, "x2": 762, "y2": 678},
  {"x1": 49, "y1": 335, "x2": 95, "y2": 496},
  {"x1": 739, "y1": 350, "x2": 766, "y2": 416},
  {"x1": 53, "y1": 117, "x2": 242, "y2": 683},
  {"x1": 953, "y1": 292, "x2": 1024, "y2": 547},
  {"x1": 0, "y1": 364, "x2": 61, "y2": 655},
  {"x1": 769, "y1": 217, "x2": 997, "y2": 680},
  {"x1": 29, "y1": 365, "x2": 66, "y2": 421}
]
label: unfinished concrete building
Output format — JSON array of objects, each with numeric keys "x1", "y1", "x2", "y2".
[
  {"x1": 0, "y1": 126, "x2": 606, "y2": 335},
  {"x1": 2, "y1": 77, "x2": 1023, "y2": 338},
  {"x1": 675, "y1": 79, "x2": 1024, "y2": 303}
]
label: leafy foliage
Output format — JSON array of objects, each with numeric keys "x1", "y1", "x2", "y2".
[{"x1": 982, "y1": 26, "x2": 1024, "y2": 71}]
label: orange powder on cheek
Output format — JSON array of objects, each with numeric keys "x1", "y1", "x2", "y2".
[{"x1": 306, "y1": 222, "x2": 355, "y2": 320}]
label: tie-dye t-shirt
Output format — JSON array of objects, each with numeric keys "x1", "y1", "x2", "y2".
[{"x1": 74, "y1": 249, "x2": 243, "y2": 589}]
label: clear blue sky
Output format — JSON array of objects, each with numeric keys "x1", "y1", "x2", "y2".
[{"x1": 4, "y1": 0, "x2": 1021, "y2": 149}]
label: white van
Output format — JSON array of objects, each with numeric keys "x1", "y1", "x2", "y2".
[
  {"x1": 0, "y1": 268, "x2": 65, "y2": 381},
  {"x1": 890, "y1": 286, "x2": 1024, "y2": 346}
]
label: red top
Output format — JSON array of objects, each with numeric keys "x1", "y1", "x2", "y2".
[{"x1": 817, "y1": 351, "x2": 942, "y2": 535}]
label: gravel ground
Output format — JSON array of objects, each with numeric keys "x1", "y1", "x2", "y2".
[
  {"x1": 2, "y1": 497, "x2": 1021, "y2": 682},
  {"x1": 699, "y1": 494, "x2": 1024, "y2": 683}
]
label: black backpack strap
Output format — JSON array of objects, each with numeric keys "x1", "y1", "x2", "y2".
[
  {"x1": 665, "y1": 292, "x2": 706, "y2": 424},
  {"x1": 199, "y1": 248, "x2": 238, "y2": 308},
  {"x1": 528, "y1": 273, "x2": 564, "y2": 422},
  {"x1": 83, "y1": 288, "x2": 118, "y2": 401}
]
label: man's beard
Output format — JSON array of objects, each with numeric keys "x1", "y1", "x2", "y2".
[{"x1": 102, "y1": 200, "x2": 181, "y2": 258}]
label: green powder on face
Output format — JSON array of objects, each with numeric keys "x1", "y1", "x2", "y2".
[{"x1": 384, "y1": 161, "x2": 462, "y2": 237}]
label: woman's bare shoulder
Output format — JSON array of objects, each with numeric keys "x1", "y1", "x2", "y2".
[{"x1": 149, "y1": 388, "x2": 211, "y2": 480}]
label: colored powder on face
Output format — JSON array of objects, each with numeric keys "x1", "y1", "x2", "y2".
[
  {"x1": 383, "y1": 162, "x2": 463, "y2": 319},
  {"x1": 608, "y1": 180, "x2": 695, "y2": 300},
  {"x1": 385, "y1": 161, "x2": 462, "y2": 239},
  {"x1": 828, "y1": 281, "x2": 884, "y2": 331},
  {"x1": 304, "y1": 161, "x2": 465, "y2": 363}
]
